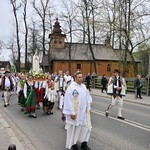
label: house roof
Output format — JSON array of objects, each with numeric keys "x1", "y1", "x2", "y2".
[{"x1": 42, "y1": 43, "x2": 140, "y2": 65}]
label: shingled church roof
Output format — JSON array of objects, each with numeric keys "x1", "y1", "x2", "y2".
[{"x1": 42, "y1": 43, "x2": 140, "y2": 66}]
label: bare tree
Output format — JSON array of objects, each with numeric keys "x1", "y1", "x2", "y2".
[
  {"x1": 31, "y1": 0, "x2": 54, "y2": 56},
  {"x1": 101, "y1": 0, "x2": 150, "y2": 76},
  {"x1": 59, "y1": 0, "x2": 78, "y2": 74},
  {"x1": 21, "y1": 0, "x2": 28, "y2": 70},
  {"x1": 28, "y1": 21, "x2": 41, "y2": 63},
  {"x1": 10, "y1": 0, "x2": 22, "y2": 72},
  {"x1": 81, "y1": 0, "x2": 98, "y2": 74}
]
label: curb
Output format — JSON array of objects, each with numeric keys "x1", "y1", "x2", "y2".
[
  {"x1": 91, "y1": 93, "x2": 150, "y2": 106},
  {"x1": 0, "y1": 109, "x2": 36, "y2": 150}
]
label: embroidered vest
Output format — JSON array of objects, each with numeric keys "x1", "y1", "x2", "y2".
[{"x1": 1, "y1": 76, "x2": 14, "y2": 90}]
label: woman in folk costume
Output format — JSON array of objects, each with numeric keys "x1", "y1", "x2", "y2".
[
  {"x1": 43, "y1": 74, "x2": 57, "y2": 115},
  {"x1": 35, "y1": 80, "x2": 46, "y2": 109},
  {"x1": 63, "y1": 71, "x2": 92, "y2": 150},
  {"x1": 105, "y1": 69, "x2": 126, "y2": 120},
  {"x1": 16, "y1": 73, "x2": 26, "y2": 111},
  {"x1": 23, "y1": 74, "x2": 37, "y2": 118}
]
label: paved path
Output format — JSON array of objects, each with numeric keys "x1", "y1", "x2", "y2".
[
  {"x1": 91, "y1": 89, "x2": 150, "y2": 106},
  {"x1": 0, "y1": 90, "x2": 149, "y2": 150}
]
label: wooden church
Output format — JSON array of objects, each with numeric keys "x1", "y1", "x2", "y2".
[{"x1": 41, "y1": 18, "x2": 139, "y2": 77}]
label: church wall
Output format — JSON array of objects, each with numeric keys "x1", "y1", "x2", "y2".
[{"x1": 52, "y1": 60, "x2": 135, "y2": 77}]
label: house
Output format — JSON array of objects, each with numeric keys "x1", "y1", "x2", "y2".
[
  {"x1": 41, "y1": 18, "x2": 140, "y2": 77},
  {"x1": 0, "y1": 61, "x2": 11, "y2": 74}
]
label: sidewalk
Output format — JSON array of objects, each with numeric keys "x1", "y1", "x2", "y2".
[
  {"x1": 0, "y1": 108, "x2": 25, "y2": 150},
  {"x1": 0, "y1": 89, "x2": 149, "y2": 150},
  {"x1": 90, "y1": 88, "x2": 150, "y2": 106},
  {"x1": 0, "y1": 92, "x2": 36, "y2": 150}
]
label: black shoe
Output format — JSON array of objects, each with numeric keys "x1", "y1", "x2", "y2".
[
  {"x1": 71, "y1": 144, "x2": 79, "y2": 150},
  {"x1": 21, "y1": 107, "x2": 25, "y2": 111},
  {"x1": 139, "y1": 97, "x2": 143, "y2": 99},
  {"x1": 81, "y1": 142, "x2": 91, "y2": 150},
  {"x1": 4, "y1": 104, "x2": 7, "y2": 107},
  {"x1": 117, "y1": 116, "x2": 125, "y2": 120},
  {"x1": 105, "y1": 111, "x2": 109, "y2": 117},
  {"x1": 7, "y1": 103, "x2": 10, "y2": 106},
  {"x1": 28, "y1": 113, "x2": 32, "y2": 117},
  {"x1": 50, "y1": 111, "x2": 53, "y2": 115}
]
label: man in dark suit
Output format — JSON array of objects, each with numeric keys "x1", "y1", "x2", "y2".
[{"x1": 85, "y1": 73, "x2": 92, "y2": 91}]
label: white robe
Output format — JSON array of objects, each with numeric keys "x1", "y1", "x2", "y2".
[{"x1": 63, "y1": 82, "x2": 92, "y2": 149}]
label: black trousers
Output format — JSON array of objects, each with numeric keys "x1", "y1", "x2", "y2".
[{"x1": 136, "y1": 88, "x2": 142, "y2": 98}]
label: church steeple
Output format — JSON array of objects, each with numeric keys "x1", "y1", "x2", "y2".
[
  {"x1": 49, "y1": 18, "x2": 66, "y2": 49},
  {"x1": 52, "y1": 18, "x2": 62, "y2": 34}
]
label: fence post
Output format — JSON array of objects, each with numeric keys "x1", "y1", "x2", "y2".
[{"x1": 91, "y1": 72, "x2": 97, "y2": 89}]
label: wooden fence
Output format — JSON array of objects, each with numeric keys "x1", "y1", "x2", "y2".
[{"x1": 84, "y1": 77, "x2": 149, "y2": 95}]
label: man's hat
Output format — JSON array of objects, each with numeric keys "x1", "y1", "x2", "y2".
[
  {"x1": 4, "y1": 70, "x2": 10, "y2": 74},
  {"x1": 113, "y1": 69, "x2": 120, "y2": 73}
]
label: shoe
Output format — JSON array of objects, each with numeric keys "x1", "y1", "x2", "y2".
[
  {"x1": 21, "y1": 107, "x2": 25, "y2": 111},
  {"x1": 50, "y1": 111, "x2": 53, "y2": 115},
  {"x1": 105, "y1": 111, "x2": 109, "y2": 117},
  {"x1": 7, "y1": 103, "x2": 10, "y2": 106},
  {"x1": 71, "y1": 144, "x2": 79, "y2": 150},
  {"x1": 81, "y1": 142, "x2": 91, "y2": 150},
  {"x1": 4, "y1": 104, "x2": 7, "y2": 107},
  {"x1": 47, "y1": 111, "x2": 51, "y2": 115},
  {"x1": 32, "y1": 113, "x2": 37, "y2": 118},
  {"x1": 28, "y1": 113, "x2": 32, "y2": 117},
  {"x1": 139, "y1": 97, "x2": 143, "y2": 99},
  {"x1": 117, "y1": 116, "x2": 125, "y2": 120},
  {"x1": 36, "y1": 104, "x2": 41, "y2": 109}
]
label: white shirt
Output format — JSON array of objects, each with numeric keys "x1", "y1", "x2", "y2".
[{"x1": 4, "y1": 77, "x2": 11, "y2": 88}]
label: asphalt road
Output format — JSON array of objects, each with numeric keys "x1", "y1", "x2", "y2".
[{"x1": 0, "y1": 92, "x2": 150, "y2": 150}]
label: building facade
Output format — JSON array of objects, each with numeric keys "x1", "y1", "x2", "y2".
[{"x1": 41, "y1": 18, "x2": 139, "y2": 77}]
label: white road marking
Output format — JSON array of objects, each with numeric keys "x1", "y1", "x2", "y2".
[{"x1": 91, "y1": 108, "x2": 150, "y2": 132}]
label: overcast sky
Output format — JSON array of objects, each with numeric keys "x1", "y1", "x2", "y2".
[
  {"x1": 0, "y1": 0, "x2": 12, "y2": 61},
  {"x1": 0, "y1": 0, "x2": 11, "y2": 42},
  {"x1": 0, "y1": 0, "x2": 61, "y2": 62}
]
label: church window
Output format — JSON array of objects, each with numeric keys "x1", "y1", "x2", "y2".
[
  {"x1": 77, "y1": 64, "x2": 81, "y2": 69},
  {"x1": 107, "y1": 64, "x2": 111, "y2": 72}
]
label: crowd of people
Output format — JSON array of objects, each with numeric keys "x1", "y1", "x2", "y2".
[
  {"x1": 0, "y1": 68, "x2": 144, "y2": 150},
  {"x1": 0, "y1": 70, "x2": 93, "y2": 150}
]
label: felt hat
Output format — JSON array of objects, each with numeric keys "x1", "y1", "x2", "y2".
[
  {"x1": 113, "y1": 69, "x2": 120, "y2": 73},
  {"x1": 4, "y1": 70, "x2": 10, "y2": 74}
]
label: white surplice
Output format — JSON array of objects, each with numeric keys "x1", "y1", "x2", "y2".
[{"x1": 63, "y1": 82, "x2": 92, "y2": 149}]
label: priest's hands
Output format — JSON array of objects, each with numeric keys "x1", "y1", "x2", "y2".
[{"x1": 70, "y1": 115, "x2": 76, "y2": 120}]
